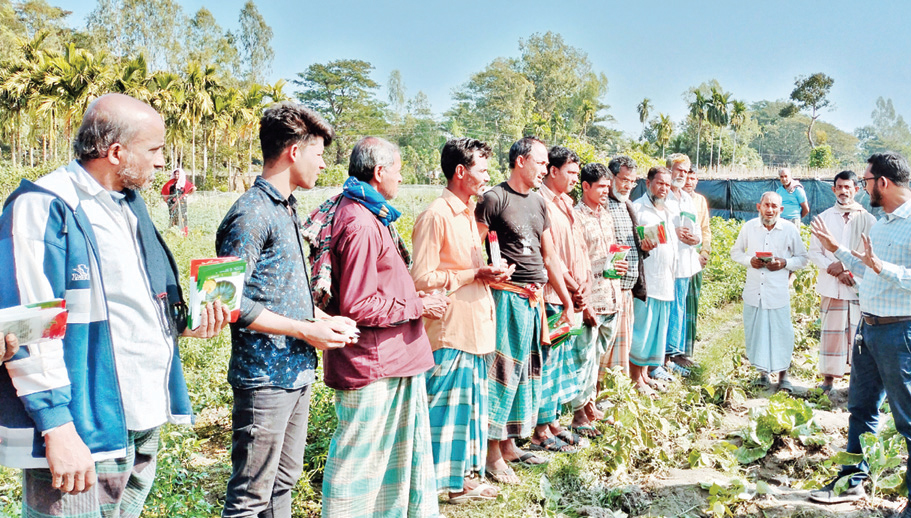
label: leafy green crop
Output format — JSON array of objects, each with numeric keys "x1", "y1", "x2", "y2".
[{"x1": 730, "y1": 392, "x2": 826, "y2": 464}]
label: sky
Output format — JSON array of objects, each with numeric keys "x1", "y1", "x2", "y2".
[{"x1": 55, "y1": 0, "x2": 911, "y2": 139}]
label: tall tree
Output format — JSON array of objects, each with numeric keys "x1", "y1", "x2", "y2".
[
  {"x1": 729, "y1": 99, "x2": 747, "y2": 168},
  {"x1": 787, "y1": 72, "x2": 834, "y2": 148},
  {"x1": 688, "y1": 90, "x2": 707, "y2": 166},
  {"x1": 387, "y1": 69, "x2": 406, "y2": 120},
  {"x1": 637, "y1": 97, "x2": 651, "y2": 140},
  {"x1": 237, "y1": 1, "x2": 273, "y2": 86},
  {"x1": 186, "y1": 7, "x2": 239, "y2": 82},
  {"x1": 656, "y1": 113, "x2": 672, "y2": 158},
  {"x1": 707, "y1": 87, "x2": 730, "y2": 169}
]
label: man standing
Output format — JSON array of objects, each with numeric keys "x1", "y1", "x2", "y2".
[
  {"x1": 809, "y1": 152, "x2": 911, "y2": 511},
  {"x1": 807, "y1": 170, "x2": 875, "y2": 394},
  {"x1": 630, "y1": 167, "x2": 678, "y2": 394},
  {"x1": 730, "y1": 192, "x2": 808, "y2": 391},
  {"x1": 573, "y1": 162, "x2": 623, "y2": 435},
  {"x1": 533, "y1": 146, "x2": 590, "y2": 452},
  {"x1": 777, "y1": 167, "x2": 810, "y2": 227},
  {"x1": 0, "y1": 93, "x2": 228, "y2": 516},
  {"x1": 476, "y1": 136, "x2": 575, "y2": 483},
  {"x1": 664, "y1": 154, "x2": 701, "y2": 376},
  {"x1": 411, "y1": 138, "x2": 507, "y2": 503},
  {"x1": 603, "y1": 156, "x2": 648, "y2": 389},
  {"x1": 216, "y1": 103, "x2": 359, "y2": 518},
  {"x1": 322, "y1": 137, "x2": 448, "y2": 517},
  {"x1": 683, "y1": 166, "x2": 711, "y2": 357}
]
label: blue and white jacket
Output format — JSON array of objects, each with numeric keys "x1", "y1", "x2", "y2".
[{"x1": 0, "y1": 162, "x2": 193, "y2": 468}]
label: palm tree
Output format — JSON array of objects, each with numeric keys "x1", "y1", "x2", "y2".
[
  {"x1": 656, "y1": 113, "x2": 673, "y2": 158},
  {"x1": 729, "y1": 100, "x2": 747, "y2": 170},
  {"x1": 182, "y1": 62, "x2": 218, "y2": 184},
  {"x1": 637, "y1": 98, "x2": 651, "y2": 140},
  {"x1": 689, "y1": 90, "x2": 708, "y2": 167},
  {"x1": 707, "y1": 87, "x2": 730, "y2": 170}
]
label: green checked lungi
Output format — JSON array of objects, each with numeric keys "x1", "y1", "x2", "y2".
[
  {"x1": 538, "y1": 303, "x2": 580, "y2": 425},
  {"x1": 23, "y1": 428, "x2": 160, "y2": 518},
  {"x1": 321, "y1": 376, "x2": 440, "y2": 518},
  {"x1": 572, "y1": 312, "x2": 618, "y2": 411},
  {"x1": 425, "y1": 348, "x2": 488, "y2": 492},
  {"x1": 487, "y1": 288, "x2": 543, "y2": 440},
  {"x1": 684, "y1": 271, "x2": 702, "y2": 357}
]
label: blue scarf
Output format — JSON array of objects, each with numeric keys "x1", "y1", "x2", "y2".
[{"x1": 341, "y1": 176, "x2": 401, "y2": 226}]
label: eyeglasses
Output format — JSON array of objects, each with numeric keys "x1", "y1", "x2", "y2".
[{"x1": 859, "y1": 175, "x2": 878, "y2": 188}]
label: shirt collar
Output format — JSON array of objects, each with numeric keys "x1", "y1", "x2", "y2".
[
  {"x1": 539, "y1": 184, "x2": 557, "y2": 202},
  {"x1": 253, "y1": 176, "x2": 297, "y2": 209},
  {"x1": 441, "y1": 188, "x2": 470, "y2": 215},
  {"x1": 68, "y1": 160, "x2": 128, "y2": 207},
  {"x1": 886, "y1": 198, "x2": 911, "y2": 221}
]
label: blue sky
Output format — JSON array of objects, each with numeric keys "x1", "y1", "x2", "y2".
[{"x1": 56, "y1": 0, "x2": 911, "y2": 138}]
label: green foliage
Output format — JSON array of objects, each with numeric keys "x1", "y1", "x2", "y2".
[
  {"x1": 144, "y1": 427, "x2": 220, "y2": 518},
  {"x1": 731, "y1": 392, "x2": 826, "y2": 464},
  {"x1": 808, "y1": 144, "x2": 836, "y2": 168},
  {"x1": 832, "y1": 415, "x2": 908, "y2": 498},
  {"x1": 699, "y1": 217, "x2": 747, "y2": 313}
]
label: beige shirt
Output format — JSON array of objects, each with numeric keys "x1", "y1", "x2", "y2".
[
  {"x1": 692, "y1": 192, "x2": 712, "y2": 258},
  {"x1": 574, "y1": 201, "x2": 621, "y2": 314},
  {"x1": 539, "y1": 185, "x2": 591, "y2": 306},
  {"x1": 411, "y1": 189, "x2": 496, "y2": 354}
]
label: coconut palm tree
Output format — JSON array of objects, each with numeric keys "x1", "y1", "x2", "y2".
[
  {"x1": 656, "y1": 113, "x2": 673, "y2": 158},
  {"x1": 637, "y1": 97, "x2": 651, "y2": 141},
  {"x1": 689, "y1": 90, "x2": 708, "y2": 167},
  {"x1": 707, "y1": 87, "x2": 730, "y2": 170}
]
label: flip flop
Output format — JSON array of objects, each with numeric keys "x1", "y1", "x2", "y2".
[
  {"x1": 778, "y1": 379, "x2": 794, "y2": 394},
  {"x1": 508, "y1": 451, "x2": 550, "y2": 465},
  {"x1": 448, "y1": 483, "x2": 499, "y2": 504},
  {"x1": 526, "y1": 436, "x2": 575, "y2": 453},
  {"x1": 650, "y1": 366, "x2": 675, "y2": 381},
  {"x1": 817, "y1": 383, "x2": 833, "y2": 394},
  {"x1": 667, "y1": 362, "x2": 691, "y2": 377},
  {"x1": 557, "y1": 428, "x2": 592, "y2": 445},
  {"x1": 570, "y1": 424, "x2": 602, "y2": 438},
  {"x1": 486, "y1": 466, "x2": 520, "y2": 485}
]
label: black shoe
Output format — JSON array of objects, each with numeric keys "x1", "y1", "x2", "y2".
[
  {"x1": 807, "y1": 479, "x2": 865, "y2": 504},
  {"x1": 898, "y1": 501, "x2": 911, "y2": 518}
]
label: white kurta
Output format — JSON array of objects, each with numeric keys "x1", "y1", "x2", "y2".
[
  {"x1": 666, "y1": 189, "x2": 703, "y2": 279},
  {"x1": 632, "y1": 194, "x2": 678, "y2": 302}
]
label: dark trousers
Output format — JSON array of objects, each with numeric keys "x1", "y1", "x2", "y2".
[{"x1": 222, "y1": 385, "x2": 312, "y2": 518}]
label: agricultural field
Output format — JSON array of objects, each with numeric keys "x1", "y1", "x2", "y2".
[{"x1": 0, "y1": 187, "x2": 906, "y2": 518}]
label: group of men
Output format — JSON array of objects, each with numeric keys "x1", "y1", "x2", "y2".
[{"x1": 0, "y1": 92, "x2": 910, "y2": 518}]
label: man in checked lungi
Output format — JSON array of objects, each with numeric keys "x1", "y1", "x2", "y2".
[
  {"x1": 730, "y1": 192, "x2": 808, "y2": 392},
  {"x1": 321, "y1": 137, "x2": 450, "y2": 517},
  {"x1": 808, "y1": 170, "x2": 875, "y2": 394},
  {"x1": 682, "y1": 166, "x2": 711, "y2": 358},
  {"x1": 476, "y1": 136, "x2": 576, "y2": 484},
  {"x1": 411, "y1": 138, "x2": 512, "y2": 503},
  {"x1": 534, "y1": 146, "x2": 591, "y2": 452}
]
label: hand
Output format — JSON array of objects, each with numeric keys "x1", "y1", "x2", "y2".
[
  {"x1": 749, "y1": 257, "x2": 766, "y2": 269},
  {"x1": 297, "y1": 318, "x2": 359, "y2": 351},
  {"x1": 826, "y1": 261, "x2": 845, "y2": 277},
  {"x1": 182, "y1": 300, "x2": 230, "y2": 339},
  {"x1": 640, "y1": 238, "x2": 657, "y2": 252},
  {"x1": 476, "y1": 263, "x2": 514, "y2": 284},
  {"x1": 837, "y1": 271, "x2": 856, "y2": 287},
  {"x1": 698, "y1": 255, "x2": 708, "y2": 268},
  {"x1": 766, "y1": 258, "x2": 787, "y2": 272},
  {"x1": 555, "y1": 306, "x2": 575, "y2": 328},
  {"x1": 676, "y1": 228, "x2": 699, "y2": 246},
  {"x1": 582, "y1": 307, "x2": 598, "y2": 327},
  {"x1": 810, "y1": 217, "x2": 840, "y2": 253},
  {"x1": 420, "y1": 292, "x2": 450, "y2": 320},
  {"x1": 851, "y1": 233, "x2": 884, "y2": 274},
  {"x1": 2, "y1": 333, "x2": 18, "y2": 363},
  {"x1": 44, "y1": 422, "x2": 96, "y2": 494},
  {"x1": 571, "y1": 290, "x2": 587, "y2": 312},
  {"x1": 612, "y1": 259, "x2": 629, "y2": 276}
]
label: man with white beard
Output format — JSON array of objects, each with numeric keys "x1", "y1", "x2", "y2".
[{"x1": 730, "y1": 192, "x2": 808, "y2": 391}]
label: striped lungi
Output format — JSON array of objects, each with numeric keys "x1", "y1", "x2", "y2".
[
  {"x1": 666, "y1": 277, "x2": 691, "y2": 357},
  {"x1": 743, "y1": 301, "x2": 795, "y2": 373},
  {"x1": 819, "y1": 296, "x2": 860, "y2": 378},
  {"x1": 425, "y1": 348, "x2": 488, "y2": 492},
  {"x1": 601, "y1": 290, "x2": 633, "y2": 377},
  {"x1": 321, "y1": 376, "x2": 440, "y2": 518},
  {"x1": 572, "y1": 312, "x2": 618, "y2": 411},
  {"x1": 487, "y1": 288, "x2": 542, "y2": 440},
  {"x1": 631, "y1": 297, "x2": 672, "y2": 367},
  {"x1": 23, "y1": 428, "x2": 160, "y2": 518},
  {"x1": 684, "y1": 271, "x2": 702, "y2": 357},
  {"x1": 537, "y1": 303, "x2": 580, "y2": 425}
]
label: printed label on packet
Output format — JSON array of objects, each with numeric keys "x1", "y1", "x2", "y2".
[{"x1": 488, "y1": 231, "x2": 502, "y2": 267}]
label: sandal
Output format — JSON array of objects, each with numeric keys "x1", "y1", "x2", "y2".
[
  {"x1": 817, "y1": 383, "x2": 833, "y2": 395},
  {"x1": 650, "y1": 366, "x2": 675, "y2": 382},
  {"x1": 486, "y1": 466, "x2": 520, "y2": 485},
  {"x1": 507, "y1": 451, "x2": 550, "y2": 465},
  {"x1": 449, "y1": 482, "x2": 498, "y2": 504},
  {"x1": 570, "y1": 424, "x2": 602, "y2": 438},
  {"x1": 778, "y1": 379, "x2": 794, "y2": 394},
  {"x1": 526, "y1": 436, "x2": 575, "y2": 453},
  {"x1": 557, "y1": 428, "x2": 592, "y2": 445}
]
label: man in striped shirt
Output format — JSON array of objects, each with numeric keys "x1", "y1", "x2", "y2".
[{"x1": 809, "y1": 152, "x2": 911, "y2": 514}]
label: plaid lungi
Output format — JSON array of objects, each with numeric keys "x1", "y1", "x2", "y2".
[
  {"x1": 321, "y1": 376, "x2": 439, "y2": 518},
  {"x1": 684, "y1": 271, "x2": 703, "y2": 357},
  {"x1": 572, "y1": 312, "x2": 618, "y2": 411},
  {"x1": 819, "y1": 296, "x2": 860, "y2": 378},
  {"x1": 425, "y1": 348, "x2": 488, "y2": 492},
  {"x1": 631, "y1": 297, "x2": 672, "y2": 367},
  {"x1": 23, "y1": 428, "x2": 160, "y2": 518},
  {"x1": 487, "y1": 288, "x2": 542, "y2": 440},
  {"x1": 601, "y1": 290, "x2": 633, "y2": 377},
  {"x1": 537, "y1": 303, "x2": 580, "y2": 425},
  {"x1": 666, "y1": 277, "x2": 691, "y2": 357}
]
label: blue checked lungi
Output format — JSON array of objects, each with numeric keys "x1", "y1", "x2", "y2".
[
  {"x1": 321, "y1": 376, "x2": 440, "y2": 518},
  {"x1": 684, "y1": 271, "x2": 702, "y2": 357},
  {"x1": 631, "y1": 297, "x2": 672, "y2": 367},
  {"x1": 425, "y1": 348, "x2": 488, "y2": 492},
  {"x1": 538, "y1": 303, "x2": 580, "y2": 425},
  {"x1": 572, "y1": 312, "x2": 618, "y2": 411},
  {"x1": 666, "y1": 277, "x2": 691, "y2": 357},
  {"x1": 487, "y1": 288, "x2": 542, "y2": 440}
]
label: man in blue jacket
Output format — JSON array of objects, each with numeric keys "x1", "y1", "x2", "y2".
[{"x1": 0, "y1": 93, "x2": 228, "y2": 517}]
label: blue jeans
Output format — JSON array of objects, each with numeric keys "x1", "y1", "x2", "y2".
[
  {"x1": 222, "y1": 385, "x2": 312, "y2": 518},
  {"x1": 836, "y1": 320, "x2": 911, "y2": 496}
]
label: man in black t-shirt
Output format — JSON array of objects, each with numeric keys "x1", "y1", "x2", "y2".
[{"x1": 475, "y1": 136, "x2": 576, "y2": 484}]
